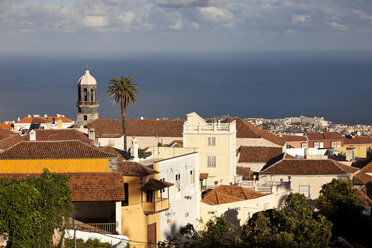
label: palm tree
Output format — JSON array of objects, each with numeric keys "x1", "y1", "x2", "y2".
[{"x1": 107, "y1": 75, "x2": 138, "y2": 151}]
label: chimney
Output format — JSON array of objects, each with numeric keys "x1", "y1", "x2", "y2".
[
  {"x1": 17, "y1": 117, "x2": 20, "y2": 121},
  {"x1": 29, "y1": 130, "x2": 36, "y2": 141},
  {"x1": 130, "y1": 137, "x2": 139, "y2": 162},
  {"x1": 28, "y1": 115, "x2": 31, "y2": 118},
  {"x1": 44, "y1": 114, "x2": 48, "y2": 118},
  {"x1": 88, "y1": 128, "x2": 95, "y2": 140}
]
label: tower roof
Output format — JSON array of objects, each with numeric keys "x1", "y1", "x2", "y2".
[{"x1": 78, "y1": 67, "x2": 97, "y2": 85}]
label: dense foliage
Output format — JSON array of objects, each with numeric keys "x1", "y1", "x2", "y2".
[
  {"x1": 159, "y1": 193, "x2": 332, "y2": 248},
  {"x1": 316, "y1": 179, "x2": 372, "y2": 247},
  {"x1": 65, "y1": 238, "x2": 112, "y2": 248},
  {"x1": 0, "y1": 170, "x2": 72, "y2": 248}
]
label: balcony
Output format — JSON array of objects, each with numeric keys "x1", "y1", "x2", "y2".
[
  {"x1": 141, "y1": 178, "x2": 173, "y2": 214},
  {"x1": 142, "y1": 197, "x2": 170, "y2": 214}
]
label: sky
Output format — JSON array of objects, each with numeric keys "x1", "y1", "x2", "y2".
[{"x1": 1, "y1": 0, "x2": 372, "y2": 52}]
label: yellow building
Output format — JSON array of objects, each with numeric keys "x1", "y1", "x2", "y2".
[
  {"x1": 118, "y1": 161, "x2": 173, "y2": 247},
  {"x1": 0, "y1": 140, "x2": 118, "y2": 173},
  {"x1": 183, "y1": 112, "x2": 237, "y2": 186},
  {"x1": 335, "y1": 136, "x2": 372, "y2": 159}
]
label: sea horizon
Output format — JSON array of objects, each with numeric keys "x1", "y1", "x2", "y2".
[{"x1": 1, "y1": 50, "x2": 371, "y2": 125}]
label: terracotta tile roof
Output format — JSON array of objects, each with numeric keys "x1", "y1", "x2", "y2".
[
  {"x1": 285, "y1": 153, "x2": 296, "y2": 159},
  {"x1": 16, "y1": 116, "x2": 73, "y2": 124},
  {"x1": 201, "y1": 185, "x2": 267, "y2": 205},
  {"x1": 335, "y1": 162, "x2": 359, "y2": 173},
  {"x1": 169, "y1": 140, "x2": 183, "y2": 147},
  {"x1": 99, "y1": 146, "x2": 126, "y2": 160},
  {"x1": 360, "y1": 162, "x2": 372, "y2": 174},
  {"x1": 238, "y1": 146, "x2": 283, "y2": 163},
  {"x1": 0, "y1": 135, "x2": 23, "y2": 151},
  {"x1": 236, "y1": 166, "x2": 254, "y2": 180},
  {"x1": 323, "y1": 132, "x2": 343, "y2": 139},
  {"x1": 344, "y1": 136, "x2": 372, "y2": 145},
  {"x1": 0, "y1": 172, "x2": 124, "y2": 202},
  {"x1": 0, "y1": 123, "x2": 12, "y2": 131},
  {"x1": 306, "y1": 132, "x2": 324, "y2": 140},
  {"x1": 282, "y1": 135, "x2": 307, "y2": 142},
  {"x1": 352, "y1": 172, "x2": 372, "y2": 185},
  {"x1": 118, "y1": 161, "x2": 157, "y2": 177},
  {"x1": 23, "y1": 129, "x2": 91, "y2": 143},
  {"x1": 260, "y1": 153, "x2": 295, "y2": 172},
  {"x1": 200, "y1": 173, "x2": 209, "y2": 180},
  {"x1": 86, "y1": 119, "x2": 184, "y2": 138},
  {"x1": 229, "y1": 117, "x2": 285, "y2": 146},
  {"x1": 141, "y1": 178, "x2": 173, "y2": 191},
  {"x1": 0, "y1": 140, "x2": 118, "y2": 160},
  {"x1": 261, "y1": 159, "x2": 354, "y2": 175},
  {"x1": 0, "y1": 128, "x2": 15, "y2": 140}
]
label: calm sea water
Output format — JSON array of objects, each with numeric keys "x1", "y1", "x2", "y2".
[{"x1": 0, "y1": 51, "x2": 371, "y2": 125}]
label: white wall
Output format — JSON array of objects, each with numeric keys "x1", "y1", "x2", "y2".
[{"x1": 157, "y1": 153, "x2": 201, "y2": 240}]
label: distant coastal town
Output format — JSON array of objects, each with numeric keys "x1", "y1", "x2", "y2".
[{"x1": 0, "y1": 68, "x2": 371, "y2": 247}]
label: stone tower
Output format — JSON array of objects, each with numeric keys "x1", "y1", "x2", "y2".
[{"x1": 76, "y1": 66, "x2": 99, "y2": 126}]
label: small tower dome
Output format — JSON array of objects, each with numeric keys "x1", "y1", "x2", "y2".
[{"x1": 78, "y1": 66, "x2": 97, "y2": 85}]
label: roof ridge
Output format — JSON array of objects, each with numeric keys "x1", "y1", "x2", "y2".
[
  {"x1": 260, "y1": 155, "x2": 287, "y2": 173},
  {"x1": 331, "y1": 160, "x2": 352, "y2": 174},
  {"x1": 0, "y1": 138, "x2": 24, "y2": 152}
]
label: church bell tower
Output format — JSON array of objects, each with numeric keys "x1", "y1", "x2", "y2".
[{"x1": 76, "y1": 66, "x2": 99, "y2": 126}]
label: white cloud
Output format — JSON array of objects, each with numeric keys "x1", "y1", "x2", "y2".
[
  {"x1": 82, "y1": 16, "x2": 108, "y2": 28},
  {"x1": 118, "y1": 11, "x2": 135, "y2": 24},
  {"x1": 199, "y1": 6, "x2": 233, "y2": 22},
  {"x1": 328, "y1": 21, "x2": 347, "y2": 31},
  {"x1": 292, "y1": 15, "x2": 310, "y2": 23},
  {"x1": 361, "y1": 15, "x2": 372, "y2": 21},
  {"x1": 169, "y1": 18, "x2": 183, "y2": 30}
]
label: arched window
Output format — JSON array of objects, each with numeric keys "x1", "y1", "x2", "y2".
[
  {"x1": 91, "y1": 89, "x2": 94, "y2": 101},
  {"x1": 83, "y1": 88, "x2": 87, "y2": 101}
]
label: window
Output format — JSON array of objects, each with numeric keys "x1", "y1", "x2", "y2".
[
  {"x1": 83, "y1": 88, "x2": 87, "y2": 101},
  {"x1": 331, "y1": 142, "x2": 336, "y2": 148},
  {"x1": 314, "y1": 142, "x2": 319, "y2": 148},
  {"x1": 108, "y1": 140, "x2": 115, "y2": 146},
  {"x1": 146, "y1": 190, "x2": 154, "y2": 202},
  {"x1": 122, "y1": 183, "x2": 128, "y2": 206},
  {"x1": 299, "y1": 185, "x2": 310, "y2": 198},
  {"x1": 175, "y1": 174, "x2": 181, "y2": 192},
  {"x1": 91, "y1": 89, "x2": 94, "y2": 101},
  {"x1": 208, "y1": 137, "x2": 216, "y2": 146},
  {"x1": 319, "y1": 142, "x2": 324, "y2": 148},
  {"x1": 190, "y1": 170, "x2": 195, "y2": 184},
  {"x1": 207, "y1": 156, "x2": 216, "y2": 168},
  {"x1": 301, "y1": 142, "x2": 307, "y2": 148},
  {"x1": 160, "y1": 178, "x2": 166, "y2": 193},
  {"x1": 83, "y1": 115, "x2": 88, "y2": 121},
  {"x1": 337, "y1": 141, "x2": 341, "y2": 147}
]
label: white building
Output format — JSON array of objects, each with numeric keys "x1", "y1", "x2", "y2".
[
  {"x1": 145, "y1": 146, "x2": 200, "y2": 241},
  {"x1": 183, "y1": 112, "x2": 237, "y2": 186},
  {"x1": 14, "y1": 114, "x2": 75, "y2": 132}
]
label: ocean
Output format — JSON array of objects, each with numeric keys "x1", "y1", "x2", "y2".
[{"x1": 0, "y1": 51, "x2": 371, "y2": 125}]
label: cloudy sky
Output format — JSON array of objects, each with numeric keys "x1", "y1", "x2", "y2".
[{"x1": 1, "y1": 0, "x2": 372, "y2": 52}]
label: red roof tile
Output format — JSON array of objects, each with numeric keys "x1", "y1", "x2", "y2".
[
  {"x1": 352, "y1": 172, "x2": 372, "y2": 185},
  {"x1": 361, "y1": 162, "x2": 372, "y2": 174},
  {"x1": 229, "y1": 117, "x2": 285, "y2": 146},
  {"x1": 344, "y1": 136, "x2": 372, "y2": 145},
  {"x1": 0, "y1": 172, "x2": 124, "y2": 202},
  {"x1": 0, "y1": 128, "x2": 15, "y2": 140},
  {"x1": 0, "y1": 123, "x2": 12, "y2": 131},
  {"x1": 86, "y1": 119, "x2": 184, "y2": 138},
  {"x1": 323, "y1": 132, "x2": 343, "y2": 140},
  {"x1": 282, "y1": 135, "x2": 307, "y2": 142},
  {"x1": 306, "y1": 132, "x2": 324, "y2": 140},
  {"x1": 0, "y1": 140, "x2": 118, "y2": 160},
  {"x1": 238, "y1": 146, "x2": 283, "y2": 163},
  {"x1": 236, "y1": 166, "x2": 254, "y2": 180},
  {"x1": 16, "y1": 116, "x2": 73, "y2": 124},
  {"x1": 23, "y1": 129, "x2": 91, "y2": 143},
  {"x1": 261, "y1": 159, "x2": 354, "y2": 175},
  {"x1": 0, "y1": 135, "x2": 23, "y2": 151},
  {"x1": 202, "y1": 185, "x2": 267, "y2": 205},
  {"x1": 118, "y1": 161, "x2": 157, "y2": 177}
]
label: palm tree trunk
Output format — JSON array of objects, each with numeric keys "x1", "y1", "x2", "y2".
[{"x1": 121, "y1": 101, "x2": 127, "y2": 151}]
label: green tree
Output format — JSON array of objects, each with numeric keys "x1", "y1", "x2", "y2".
[
  {"x1": 240, "y1": 193, "x2": 332, "y2": 248},
  {"x1": 107, "y1": 76, "x2": 138, "y2": 151},
  {"x1": 0, "y1": 170, "x2": 72, "y2": 248},
  {"x1": 316, "y1": 179, "x2": 372, "y2": 247}
]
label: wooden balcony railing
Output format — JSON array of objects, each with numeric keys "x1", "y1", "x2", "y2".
[{"x1": 142, "y1": 198, "x2": 169, "y2": 214}]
